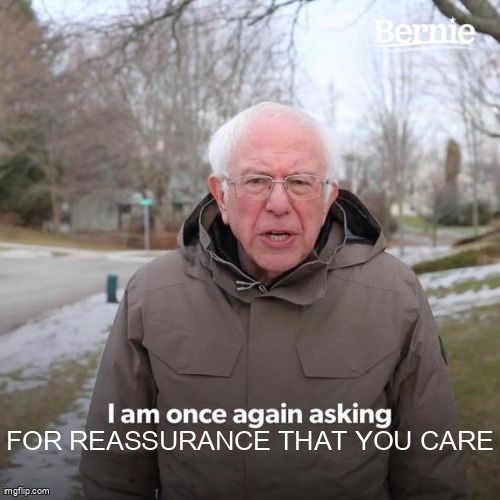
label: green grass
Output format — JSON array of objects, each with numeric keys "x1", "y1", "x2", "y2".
[
  {"x1": 401, "y1": 215, "x2": 490, "y2": 236},
  {"x1": 440, "y1": 303, "x2": 500, "y2": 499},
  {"x1": 0, "y1": 224, "x2": 127, "y2": 251},
  {"x1": 0, "y1": 354, "x2": 98, "y2": 469},
  {"x1": 413, "y1": 246, "x2": 499, "y2": 274},
  {"x1": 426, "y1": 274, "x2": 500, "y2": 298},
  {"x1": 402, "y1": 215, "x2": 428, "y2": 230}
]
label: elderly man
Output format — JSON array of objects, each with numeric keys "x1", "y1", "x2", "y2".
[{"x1": 80, "y1": 102, "x2": 466, "y2": 499}]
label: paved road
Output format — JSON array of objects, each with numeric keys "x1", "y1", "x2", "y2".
[{"x1": 0, "y1": 244, "x2": 159, "y2": 335}]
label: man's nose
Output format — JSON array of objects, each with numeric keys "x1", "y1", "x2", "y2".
[{"x1": 265, "y1": 181, "x2": 292, "y2": 215}]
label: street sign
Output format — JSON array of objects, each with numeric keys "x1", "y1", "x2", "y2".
[{"x1": 140, "y1": 197, "x2": 154, "y2": 206}]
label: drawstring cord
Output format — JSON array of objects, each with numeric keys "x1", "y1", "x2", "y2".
[{"x1": 235, "y1": 280, "x2": 268, "y2": 293}]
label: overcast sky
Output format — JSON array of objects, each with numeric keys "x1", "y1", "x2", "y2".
[
  {"x1": 32, "y1": 0, "x2": 399, "y2": 132},
  {"x1": 32, "y1": 0, "x2": 488, "y2": 162}
]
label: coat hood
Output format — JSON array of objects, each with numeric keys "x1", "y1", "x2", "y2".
[{"x1": 177, "y1": 189, "x2": 387, "y2": 305}]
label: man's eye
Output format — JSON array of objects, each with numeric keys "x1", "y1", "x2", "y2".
[
  {"x1": 289, "y1": 177, "x2": 312, "y2": 187},
  {"x1": 243, "y1": 177, "x2": 268, "y2": 186}
]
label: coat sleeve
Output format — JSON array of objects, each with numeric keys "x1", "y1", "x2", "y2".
[
  {"x1": 79, "y1": 280, "x2": 160, "y2": 499},
  {"x1": 387, "y1": 279, "x2": 467, "y2": 499}
]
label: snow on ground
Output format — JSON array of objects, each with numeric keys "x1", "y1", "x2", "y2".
[
  {"x1": 0, "y1": 241, "x2": 164, "y2": 263},
  {"x1": 417, "y1": 262, "x2": 500, "y2": 317},
  {"x1": 418, "y1": 262, "x2": 500, "y2": 290},
  {"x1": 385, "y1": 246, "x2": 500, "y2": 316},
  {"x1": 386, "y1": 244, "x2": 453, "y2": 266},
  {"x1": 0, "y1": 248, "x2": 55, "y2": 259},
  {"x1": 428, "y1": 287, "x2": 500, "y2": 317},
  {"x1": 0, "y1": 241, "x2": 99, "y2": 258},
  {"x1": 0, "y1": 293, "x2": 120, "y2": 393},
  {"x1": 105, "y1": 250, "x2": 167, "y2": 263}
]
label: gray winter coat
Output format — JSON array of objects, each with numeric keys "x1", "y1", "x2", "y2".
[{"x1": 80, "y1": 190, "x2": 466, "y2": 499}]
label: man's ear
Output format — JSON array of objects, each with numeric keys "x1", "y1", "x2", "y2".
[
  {"x1": 323, "y1": 183, "x2": 339, "y2": 220},
  {"x1": 208, "y1": 175, "x2": 229, "y2": 224},
  {"x1": 329, "y1": 183, "x2": 339, "y2": 206}
]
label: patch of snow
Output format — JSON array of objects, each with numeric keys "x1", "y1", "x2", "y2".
[
  {"x1": 428, "y1": 286, "x2": 500, "y2": 317},
  {"x1": 419, "y1": 263, "x2": 500, "y2": 290},
  {"x1": 0, "y1": 242, "x2": 164, "y2": 262},
  {"x1": 386, "y1": 245, "x2": 452, "y2": 266},
  {"x1": 0, "y1": 293, "x2": 120, "y2": 392},
  {"x1": 416, "y1": 263, "x2": 500, "y2": 316},
  {"x1": 0, "y1": 242, "x2": 94, "y2": 256},
  {"x1": 105, "y1": 250, "x2": 167, "y2": 263},
  {"x1": 0, "y1": 249, "x2": 55, "y2": 259}
]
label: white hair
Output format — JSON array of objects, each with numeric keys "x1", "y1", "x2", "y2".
[{"x1": 207, "y1": 102, "x2": 337, "y2": 185}]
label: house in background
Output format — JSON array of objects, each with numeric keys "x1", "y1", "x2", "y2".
[
  {"x1": 70, "y1": 189, "x2": 139, "y2": 232},
  {"x1": 70, "y1": 166, "x2": 211, "y2": 234}
]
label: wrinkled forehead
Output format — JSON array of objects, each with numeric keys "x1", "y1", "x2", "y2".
[{"x1": 229, "y1": 112, "x2": 327, "y2": 176}]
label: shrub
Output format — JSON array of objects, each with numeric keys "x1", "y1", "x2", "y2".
[
  {"x1": 436, "y1": 201, "x2": 493, "y2": 227},
  {"x1": 459, "y1": 202, "x2": 493, "y2": 226},
  {"x1": 413, "y1": 249, "x2": 485, "y2": 274}
]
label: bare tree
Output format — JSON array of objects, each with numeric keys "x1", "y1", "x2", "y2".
[
  {"x1": 0, "y1": 3, "x2": 49, "y2": 141},
  {"x1": 96, "y1": 2, "x2": 296, "y2": 229},
  {"x1": 426, "y1": 35, "x2": 499, "y2": 235},
  {"x1": 1, "y1": 31, "x2": 140, "y2": 227},
  {"x1": 2, "y1": 0, "x2": 297, "y2": 229},
  {"x1": 361, "y1": 51, "x2": 422, "y2": 253}
]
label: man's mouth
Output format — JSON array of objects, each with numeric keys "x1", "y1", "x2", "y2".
[{"x1": 266, "y1": 231, "x2": 292, "y2": 241}]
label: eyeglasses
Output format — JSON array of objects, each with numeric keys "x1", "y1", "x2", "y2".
[{"x1": 224, "y1": 174, "x2": 332, "y2": 201}]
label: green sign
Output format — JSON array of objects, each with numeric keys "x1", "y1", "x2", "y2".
[{"x1": 140, "y1": 198, "x2": 154, "y2": 206}]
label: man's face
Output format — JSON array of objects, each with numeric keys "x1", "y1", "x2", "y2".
[{"x1": 209, "y1": 113, "x2": 338, "y2": 283}]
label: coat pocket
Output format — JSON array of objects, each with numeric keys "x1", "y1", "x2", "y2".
[
  {"x1": 296, "y1": 328, "x2": 399, "y2": 379},
  {"x1": 143, "y1": 325, "x2": 241, "y2": 377}
]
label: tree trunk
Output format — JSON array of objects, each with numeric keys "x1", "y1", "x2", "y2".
[
  {"x1": 431, "y1": 216, "x2": 437, "y2": 247},
  {"x1": 467, "y1": 124, "x2": 480, "y2": 236}
]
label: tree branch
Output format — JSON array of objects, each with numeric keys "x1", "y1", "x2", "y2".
[{"x1": 432, "y1": 0, "x2": 500, "y2": 42}]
